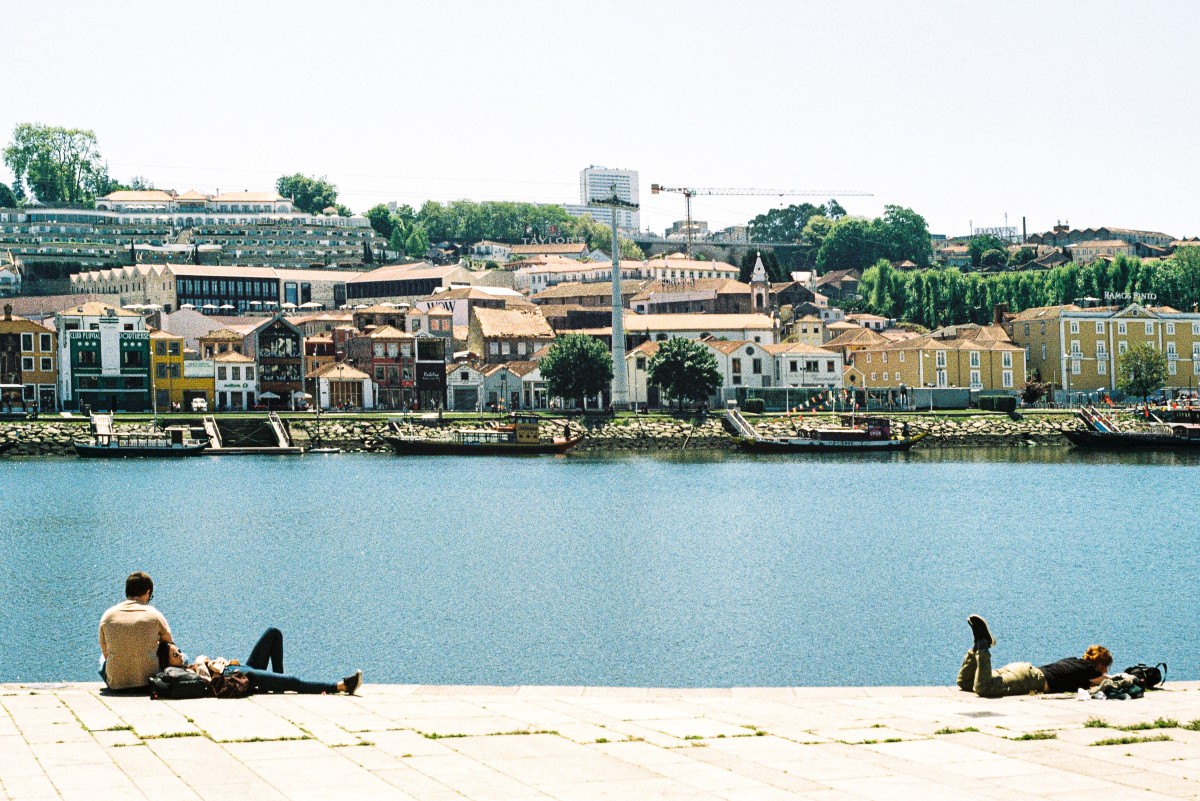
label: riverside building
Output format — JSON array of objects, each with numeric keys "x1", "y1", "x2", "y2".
[{"x1": 55, "y1": 302, "x2": 150, "y2": 412}]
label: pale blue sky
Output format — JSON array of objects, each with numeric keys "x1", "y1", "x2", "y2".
[{"x1": 3, "y1": 1, "x2": 1197, "y2": 238}]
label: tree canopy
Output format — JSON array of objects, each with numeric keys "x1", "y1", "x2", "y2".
[
  {"x1": 1117, "y1": 343, "x2": 1168, "y2": 404},
  {"x1": 540, "y1": 334, "x2": 613, "y2": 408},
  {"x1": 0, "y1": 183, "x2": 16, "y2": 208},
  {"x1": 814, "y1": 205, "x2": 933, "y2": 272},
  {"x1": 3, "y1": 123, "x2": 116, "y2": 204},
  {"x1": 855, "y1": 249, "x2": 1200, "y2": 330},
  {"x1": 647, "y1": 337, "x2": 722, "y2": 408},
  {"x1": 275, "y1": 173, "x2": 349, "y2": 216}
]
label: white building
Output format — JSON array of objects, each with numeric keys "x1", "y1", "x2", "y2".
[
  {"x1": 213, "y1": 351, "x2": 257, "y2": 410},
  {"x1": 514, "y1": 257, "x2": 652, "y2": 292},
  {"x1": 0, "y1": 267, "x2": 21, "y2": 297},
  {"x1": 625, "y1": 313, "x2": 779, "y2": 345},
  {"x1": 764, "y1": 342, "x2": 845, "y2": 388},
  {"x1": 567, "y1": 165, "x2": 640, "y2": 231},
  {"x1": 446, "y1": 362, "x2": 485, "y2": 411}
]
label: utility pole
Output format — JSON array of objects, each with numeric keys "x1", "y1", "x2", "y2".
[{"x1": 590, "y1": 186, "x2": 639, "y2": 410}]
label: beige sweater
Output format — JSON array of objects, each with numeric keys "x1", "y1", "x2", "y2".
[{"x1": 98, "y1": 600, "x2": 172, "y2": 690}]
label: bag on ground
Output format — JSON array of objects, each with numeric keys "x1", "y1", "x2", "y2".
[
  {"x1": 209, "y1": 670, "x2": 253, "y2": 699},
  {"x1": 149, "y1": 667, "x2": 209, "y2": 700},
  {"x1": 1123, "y1": 663, "x2": 1167, "y2": 690}
]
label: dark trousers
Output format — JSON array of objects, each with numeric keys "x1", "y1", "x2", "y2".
[
  {"x1": 246, "y1": 627, "x2": 284, "y2": 673},
  {"x1": 226, "y1": 627, "x2": 337, "y2": 694}
]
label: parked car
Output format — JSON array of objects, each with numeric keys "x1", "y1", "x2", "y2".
[{"x1": 191, "y1": 397, "x2": 209, "y2": 412}]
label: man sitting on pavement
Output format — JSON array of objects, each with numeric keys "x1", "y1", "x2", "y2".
[{"x1": 99, "y1": 571, "x2": 173, "y2": 691}]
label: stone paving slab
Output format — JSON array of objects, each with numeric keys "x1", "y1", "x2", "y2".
[{"x1": 2, "y1": 681, "x2": 1200, "y2": 800}]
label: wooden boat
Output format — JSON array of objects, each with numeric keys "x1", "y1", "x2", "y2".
[
  {"x1": 385, "y1": 414, "x2": 582, "y2": 456},
  {"x1": 729, "y1": 408, "x2": 926, "y2": 453},
  {"x1": 1064, "y1": 406, "x2": 1200, "y2": 450},
  {"x1": 74, "y1": 414, "x2": 209, "y2": 458}
]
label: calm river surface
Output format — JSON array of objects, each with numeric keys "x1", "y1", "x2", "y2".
[{"x1": 2, "y1": 449, "x2": 1196, "y2": 687}]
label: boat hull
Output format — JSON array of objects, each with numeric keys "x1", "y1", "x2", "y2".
[
  {"x1": 1062, "y1": 430, "x2": 1200, "y2": 450},
  {"x1": 384, "y1": 436, "x2": 582, "y2": 456},
  {"x1": 73, "y1": 442, "x2": 210, "y2": 458},
  {"x1": 737, "y1": 432, "x2": 927, "y2": 453}
]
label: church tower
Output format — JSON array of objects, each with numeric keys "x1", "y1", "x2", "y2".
[{"x1": 750, "y1": 252, "x2": 770, "y2": 312}]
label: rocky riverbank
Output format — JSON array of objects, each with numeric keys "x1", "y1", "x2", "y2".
[{"x1": 0, "y1": 412, "x2": 1106, "y2": 457}]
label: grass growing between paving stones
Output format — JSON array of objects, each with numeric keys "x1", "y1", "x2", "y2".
[
  {"x1": 935, "y1": 727, "x2": 980, "y2": 735},
  {"x1": 421, "y1": 729, "x2": 558, "y2": 740},
  {"x1": 1090, "y1": 734, "x2": 1173, "y2": 747},
  {"x1": 1009, "y1": 731, "x2": 1057, "y2": 741},
  {"x1": 143, "y1": 731, "x2": 203, "y2": 739},
  {"x1": 219, "y1": 735, "x2": 313, "y2": 743},
  {"x1": 1085, "y1": 717, "x2": 1198, "y2": 731}
]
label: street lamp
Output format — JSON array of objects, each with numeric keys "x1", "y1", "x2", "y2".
[{"x1": 589, "y1": 186, "x2": 640, "y2": 411}]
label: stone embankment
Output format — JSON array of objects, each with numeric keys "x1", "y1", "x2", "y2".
[{"x1": 0, "y1": 412, "x2": 1107, "y2": 457}]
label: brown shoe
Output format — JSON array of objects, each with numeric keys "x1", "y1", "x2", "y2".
[{"x1": 968, "y1": 615, "x2": 995, "y2": 649}]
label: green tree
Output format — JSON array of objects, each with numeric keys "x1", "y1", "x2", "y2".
[
  {"x1": 540, "y1": 334, "x2": 613, "y2": 409},
  {"x1": 404, "y1": 224, "x2": 430, "y2": 257},
  {"x1": 387, "y1": 223, "x2": 407, "y2": 255},
  {"x1": 1117, "y1": 343, "x2": 1168, "y2": 405},
  {"x1": 748, "y1": 202, "x2": 825, "y2": 242},
  {"x1": 276, "y1": 173, "x2": 341, "y2": 215},
  {"x1": 647, "y1": 337, "x2": 722, "y2": 409},
  {"x1": 816, "y1": 217, "x2": 884, "y2": 272},
  {"x1": 879, "y1": 205, "x2": 933, "y2": 266},
  {"x1": 739, "y1": 249, "x2": 785, "y2": 282},
  {"x1": 968, "y1": 235, "x2": 1008, "y2": 268},
  {"x1": 979, "y1": 248, "x2": 1006, "y2": 268},
  {"x1": 365, "y1": 203, "x2": 395, "y2": 238},
  {"x1": 3, "y1": 123, "x2": 113, "y2": 204},
  {"x1": 0, "y1": 183, "x2": 16, "y2": 208}
]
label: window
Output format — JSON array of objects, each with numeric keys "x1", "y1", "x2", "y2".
[
  {"x1": 1098, "y1": 360, "x2": 1107, "y2": 375},
  {"x1": 374, "y1": 344, "x2": 385, "y2": 357},
  {"x1": 732, "y1": 358, "x2": 742, "y2": 374},
  {"x1": 635, "y1": 358, "x2": 646, "y2": 370},
  {"x1": 1024, "y1": 323, "x2": 1030, "y2": 336},
  {"x1": 155, "y1": 341, "x2": 167, "y2": 356},
  {"x1": 21, "y1": 356, "x2": 34, "y2": 371},
  {"x1": 1095, "y1": 321, "x2": 1105, "y2": 334},
  {"x1": 1040, "y1": 322, "x2": 1046, "y2": 335},
  {"x1": 870, "y1": 372, "x2": 877, "y2": 381},
  {"x1": 936, "y1": 351, "x2": 946, "y2": 368},
  {"x1": 169, "y1": 342, "x2": 180, "y2": 356},
  {"x1": 1002, "y1": 370, "x2": 1013, "y2": 388},
  {"x1": 20, "y1": 333, "x2": 33, "y2": 352},
  {"x1": 899, "y1": 351, "x2": 905, "y2": 362},
  {"x1": 1070, "y1": 321, "x2": 1079, "y2": 334},
  {"x1": 865, "y1": 353, "x2": 872, "y2": 363},
  {"x1": 827, "y1": 361, "x2": 835, "y2": 373},
  {"x1": 121, "y1": 350, "x2": 143, "y2": 368},
  {"x1": 40, "y1": 357, "x2": 52, "y2": 372},
  {"x1": 1118, "y1": 341, "x2": 1127, "y2": 355},
  {"x1": 1072, "y1": 358, "x2": 1081, "y2": 375},
  {"x1": 217, "y1": 366, "x2": 227, "y2": 380},
  {"x1": 1193, "y1": 323, "x2": 1200, "y2": 336},
  {"x1": 501, "y1": 341, "x2": 510, "y2": 355},
  {"x1": 882, "y1": 352, "x2": 888, "y2": 364},
  {"x1": 969, "y1": 351, "x2": 980, "y2": 368},
  {"x1": 1118, "y1": 322, "x2": 1127, "y2": 335},
  {"x1": 78, "y1": 350, "x2": 97, "y2": 366},
  {"x1": 39, "y1": 333, "x2": 52, "y2": 351},
  {"x1": 231, "y1": 367, "x2": 241, "y2": 380},
  {"x1": 789, "y1": 360, "x2": 798, "y2": 372},
  {"x1": 1167, "y1": 343, "x2": 1178, "y2": 360},
  {"x1": 1169, "y1": 361, "x2": 1177, "y2": 375},
  {"x1": 489, "y1": 342, "x2": 499, "y2": 355},
  {"x1": 1167, "y1": 322, "x2": 1175, "y2": 335},
  {"x1": 246, "y1": 367, "x2": 254, "y2": 380},
  {"x1": 1002, "y1": 352, "x2": 1012, "y2": 368},
  {"x1": 156, "y1": 364, "x2": 167, "y2": 379},
  {"x1": 1145, "y1": 322, "x2": 1154, "y2": 335},
  {"x1": 969, "y1": 370, "x2": 982, "y2": 389}
]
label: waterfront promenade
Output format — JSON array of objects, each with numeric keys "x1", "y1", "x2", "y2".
[{"x1": 4, "y1": 682, "x2": 1200, "y2": 800}]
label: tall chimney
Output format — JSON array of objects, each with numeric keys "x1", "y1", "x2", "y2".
[
  {"x1": 3, "y1": 303, "x2": 11, "y2": 321},
  {"x1": 993, "y1": 302, "x2": 1009, "y2": 326}
]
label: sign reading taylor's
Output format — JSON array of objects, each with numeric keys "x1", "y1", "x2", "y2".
[{"x1": 522, "y1": 223, "x2": 584, "y2": 246}]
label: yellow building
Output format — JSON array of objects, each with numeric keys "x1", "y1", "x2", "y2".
[
  {"x1": 855, "y1": 326, "x2": 1025, "y2": 391},
  {"x1": 149, "y1": 330, "x2": 214, "y2": 411},
  {"x1": 1008, "y1": 302, "x2": 1200, "y2": 398},
  {"x1": 0, "y1": 306, "x2": 57, "y2": 410},
  {"x1": 792, "y1": 314, "x2": 825, "y2": 346}
]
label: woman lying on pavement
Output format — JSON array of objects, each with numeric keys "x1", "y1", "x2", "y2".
[
  {"x1": 159, "y1": 627, "x2": 361, "y2": 695},
  {"x1": 957, "y1": 615, "x2": 1111, "y2": 698}
]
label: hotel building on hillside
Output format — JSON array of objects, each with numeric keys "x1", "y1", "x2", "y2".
[
  {"x1": 852, "y1": 326, "x2": 1025, "y2": 392},
  {"x1": 1007, "y1": 303, "x2": 1200, "y2": 398}
]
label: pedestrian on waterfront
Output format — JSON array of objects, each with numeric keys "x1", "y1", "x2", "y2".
[
  {"x1": 956, "y1": 615, "x2": 1111, "y2": 698},
  {"x1": 98, "y1": 572, "x2": 174, "y2": 691},
  {"x1": 158, "y1": 628, "x2": 361, "y2": 696}
]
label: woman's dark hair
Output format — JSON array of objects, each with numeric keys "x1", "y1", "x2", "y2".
[
  {"x1": 125, "y1": 572, "x2": 153, "y2": 599},
  {"x1": 156, "y1": 641, "x2": 171, "y2": 670}
]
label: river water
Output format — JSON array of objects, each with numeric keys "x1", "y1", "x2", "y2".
[{"x1": 1, "y1": 449, "x2": 1196, "y2": 687}]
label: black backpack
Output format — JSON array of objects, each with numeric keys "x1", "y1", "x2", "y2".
[
  {"x1": 149, "y1": 667, "x2": 210, "y2": 700},
  {"x1": 1124, "y1": 663, "x2": 1167, "y2": 690}
]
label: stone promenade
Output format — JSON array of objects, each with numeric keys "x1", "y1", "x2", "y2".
[{"x1": 3, "y1": 681, "x2": 1200, "y2": 801}]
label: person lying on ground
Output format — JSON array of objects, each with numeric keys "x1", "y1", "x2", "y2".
[
  {"x1": 99, "y1": 571, "x2": 173, "y2": 690},
  {"x1": 158, "y1": 627, "x2": 361, "y2": 695},
  {"x1": 957, "y1": 615, "x2": 1111, "y2": 698}
]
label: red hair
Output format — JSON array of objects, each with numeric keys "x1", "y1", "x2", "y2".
[{"x1": 1083, "y1": 645, "x2": 1112, "y2": 669}]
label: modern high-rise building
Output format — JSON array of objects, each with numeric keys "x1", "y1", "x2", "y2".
[{"x1": 566, "y1": 166, "x2": 640, "y2": 232}]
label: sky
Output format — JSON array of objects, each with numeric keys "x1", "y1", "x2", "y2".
[{"x1": 3, "y1": 0, "x2": 1198, "y2": 239}]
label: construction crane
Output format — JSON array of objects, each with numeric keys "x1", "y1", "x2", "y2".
[{"x1": 649, "y1": 184, "x2": 873, "y2": 258}]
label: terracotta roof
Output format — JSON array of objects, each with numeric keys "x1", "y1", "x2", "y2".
[
  {"x1": 762, "y1": 342, "x2": 838, "y2": 356},
  {"x1": 622, "y1": 313, "x2": 775, "y2": 331},
  {"x1": 631, "y1": 278, "x2": 750, "y2": 302},
  {"x1": 148, "y1": 329, "x2": 183, "y2": 339},
  {"x1": 532, "y1": 280, "x2": 646, "y2": 301},
  {"x1": 1007, "y1": 305, "x2": 1083, "y2": 322},
  {"x1": 201, "y1": 328, "x2": 246, "y2": 341},
  {"x1": 1068, "y1": 240, "x2": 1130, "y2": 249},
  {"x1": 347, "y1": 262, "x2": 462, "y2": 283},
  {"x1": 707, "y1": 340, "x2": 752, "y2": 355},
  {"x1": 427, "y1": 307, "x2": 453, "y2": 317},
  {"x1": 213, "y1": 191, "x2": 285, "y2": 203},
  {"x1": 310, "y1": 362, "x2": 370, "y2": 380},
  {"x1": 58, "y1": 302, "x2": 140, "y2": 318},
  {"x1": 366, "y1": 325, "x2": 412, "y2": 340},
  {"x1": 100, "y1": 190, "x2": 175, "y2": 202},
  {"x1": 354, "y1": 304, "x2": 404, "y2": 314},
  {"x1": 502, "y1": 360, "x2": 540, "y2": 377},
  {"x1": 627, "y1": 341, "x2": 660, "y2": 358},
  {"x1": 473, "y1": 307, "x2": 554, "y2": 338},
  {"x1": 823, "y1": 328, "x2": 889, "y2": 348},
  {"x1": 213, "y1": 350, "x2": 255, "y2": 363},
  {"x1": 510, "y1": 243, "x2": 589, "y2": 255}
]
